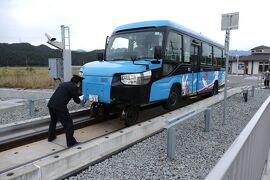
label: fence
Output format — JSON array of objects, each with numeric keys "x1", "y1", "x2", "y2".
[{"x1": 205, "y1": 95, "x2": 270, "y2": 180}]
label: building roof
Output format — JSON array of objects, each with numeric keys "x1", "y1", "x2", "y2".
[
  {"x1": 251, "y1": 45, "x2": 270, "y2": 50},
  {"x1": 230, "y1": 53, "x2": 270, "y2": 62}
]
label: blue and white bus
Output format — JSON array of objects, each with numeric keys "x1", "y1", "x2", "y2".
[{"x1": 80, "y1": 20, "x2": 225, "y2": 126}]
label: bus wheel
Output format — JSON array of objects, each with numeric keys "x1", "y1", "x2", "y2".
[
  {"x1": 163, "y1": 85, "x2": 181, "y2": 110},
  {"x1": 121, "y1": 106, "x2": 139, "y2": 126},
  {"x1": 212, "y1": 81, "x2": 219, "y2": 95}
]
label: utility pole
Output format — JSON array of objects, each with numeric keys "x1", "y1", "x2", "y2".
[
  {"x1": 221, "y1": 12, "x2": 239, "y2": 125},
  {"x1": 45, "y1": 25, "x2": 72, "y2": 82},
  {"x1": 236, "y1": 55, "x2": 239, "y2": 75}
]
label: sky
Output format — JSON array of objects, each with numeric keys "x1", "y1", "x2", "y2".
[{"x1": 0, "y1": 0, "x2": 270, "y2": 52}]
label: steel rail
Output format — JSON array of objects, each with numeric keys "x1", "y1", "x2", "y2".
[
  {"x1": 0, "y1": 109, "x2": 115, "y2": 151},
  {"x1": 0, "y1": 93, "x2": 205, "y2": 152}
]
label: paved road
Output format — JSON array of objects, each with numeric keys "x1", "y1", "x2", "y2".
[{"x1": 228, "y1": 74, "x2": 262, "y2": 89}]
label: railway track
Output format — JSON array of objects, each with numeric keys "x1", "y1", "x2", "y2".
[
  {"x1": 0, "y1": 109, "x2": 99, "y2": 151},
  {"x1": 1, "y1": 88, "x2": 236, "y2": 179},
  {"x1": 0, "y1": 94, "x2": 204, "y2": 151}
]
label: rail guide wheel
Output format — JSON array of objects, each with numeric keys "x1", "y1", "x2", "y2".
[
  {"x1": 121, "y1": 105, "x2": 139, "y2": 126},
  {"x1": 90, "y1": 102, "x2": 110, "y2": 119},
  {"x1": 212, "y1": 81, "x2": 219, "y2": 95}
]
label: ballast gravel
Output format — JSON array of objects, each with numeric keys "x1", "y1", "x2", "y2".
[
  {"x1": 0, "y1": 88, "x2": 83, "y2": 125},
  {"x1": 67, "y1": 89, "x2": 270, "y2": 180}
]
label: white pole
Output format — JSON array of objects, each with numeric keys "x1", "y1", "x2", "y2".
[
  {"x1": 236, "y1": 55, "x2": 239, "y2": 75},
  {"x1": 221, "y1": 12, "x2": 239, "y2": 125},
  {"x1": 223, "y1": 29, "x2": 230, "y2": 125},
  {"x1": 61, "y1": 25, "x2": 72, "y2": 82}
]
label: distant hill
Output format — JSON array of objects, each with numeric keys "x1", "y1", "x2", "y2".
[
  {"x1": 229, "y1": 50, "x2": 251, "y2": 57},
  {"x1": 76, "y1": 49, "x2": 87, "y2": 52},
  {"x1": 0, "y1": 43, "x2": 252, "y2": 67},
  {"x1": 0, "y1": 43, "x2": 103, "y2": 67}
]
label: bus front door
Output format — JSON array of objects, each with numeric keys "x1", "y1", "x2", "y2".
[{"x1": 190, "y1": 42, "x2": 200, "y2": 93}]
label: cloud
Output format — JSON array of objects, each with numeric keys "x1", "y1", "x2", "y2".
[{"x1": 1, "y1": 0, "x2": 270, "y2": 51}]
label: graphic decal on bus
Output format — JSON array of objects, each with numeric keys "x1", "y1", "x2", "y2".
[
  {"x1": 197, "y1": 71, "x2": 224, "y2": 93},
  {"x1": 182, "y1": 74, "x2": 190, "y2": 95}
]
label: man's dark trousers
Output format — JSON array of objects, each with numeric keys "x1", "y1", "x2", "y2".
[{"x1": 48, "y1": 107, "x2": 77, "y2": 147}]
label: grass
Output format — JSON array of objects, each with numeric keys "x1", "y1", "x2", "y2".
[{"x1": 0, "y1": 67, "x2": 80, "y2": 89}]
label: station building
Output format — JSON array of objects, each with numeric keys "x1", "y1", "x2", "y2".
[{"x1": 229, "y1": 45, "x2": 270, "y2": 75}]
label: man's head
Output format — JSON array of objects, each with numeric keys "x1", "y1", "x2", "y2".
[{"x1": 71, "y1": 75, "x2": 84, "y2": 87}]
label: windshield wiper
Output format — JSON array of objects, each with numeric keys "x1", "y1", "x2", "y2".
[
  {"x1": 112, "y1": 58, "x2": 129, "y2": 61},
  {"x1": 130, "y1": 56, "x2": 150, "y2": 70}
]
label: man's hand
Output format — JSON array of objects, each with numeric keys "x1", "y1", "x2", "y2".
[{"x1": 79, "y1": 96, "x2": 86, "y2": 107}]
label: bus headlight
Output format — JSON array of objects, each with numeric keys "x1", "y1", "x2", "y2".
[{"x1": 121, "y1": 71, "x2": 152, "y2": 85}]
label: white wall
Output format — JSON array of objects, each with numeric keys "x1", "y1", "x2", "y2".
[
  {"x1": 232, "y1": 62, "x2": 244, "y2": 74},
  {"x1": 231, "y1": 62, "x2": 237, "y2": 74},
  {"x1": 230, "y1": 61, "x2": 263, "y2": 75},
  {"x1": 248, "y1": 61, "x2": 252, "y2": 74},
  {"x1": 253, "y1": 61, "x2": 259, "y2": 75}
]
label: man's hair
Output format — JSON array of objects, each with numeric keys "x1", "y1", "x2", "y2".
[
  {"x1": 70, "y1": 75, "x2": 84, "y2": 84},
  {"x1": 71, "y1": 77, "x2": 80, "y2": 84}
]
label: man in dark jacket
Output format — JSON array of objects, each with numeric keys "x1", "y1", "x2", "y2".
[{"x1": 47, "y1": 75, "x2": 84, "y2": 147}]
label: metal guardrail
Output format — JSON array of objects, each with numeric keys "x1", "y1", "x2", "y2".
[
  {"x1": 205, "y1": 95, "x2": 270, "y2": 180},
  {"x1": 241, "y1": 85, "x2": 255, "y2": 102},
  {"x1": 28, "y1": 96, "x2": 84, "y2": 116},
  {"x1": 28, "y1": 98, "x2": 50, "y2": 117},
  {"x1": 165, "y1": 108, "x2": 211, "y2": 160}
]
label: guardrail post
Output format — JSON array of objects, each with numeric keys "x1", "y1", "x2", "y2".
[
  {"x1": 251, "y1": 86, "x2": 255, "y2": 97},
  {"x1": 243, "y1": 89, "x2": 248, "y2": 102},
  {"x1": 166, "y1": 108, "x2": 211, "y2": 160},
  {"x1": 204, "y1": 108, "x2": 211, "y2": 132},
  {"x1": 167, "y1": 127, "x2": 176, "y2": 160},
  {"x1": 29, "y1": 100, "x2": 34, "y2": 117}
]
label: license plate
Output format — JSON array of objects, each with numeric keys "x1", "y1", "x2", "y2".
[{"x1": 89, "y1": 94, "x2": 98, "y2": 102}]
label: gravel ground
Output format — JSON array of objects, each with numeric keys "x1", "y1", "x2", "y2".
[
  {"x1": 0, "y1": 100, "x2": 84, "y2": 125},
  {"x1": 67, "y1": 89, "x2": 270, "y2": 180},
  {"x1": 228, "y1": 74, "x2": 262, "y2": 88},
  {"x1": 0, "y1": 88, "x2": 84, "y2": 125}
]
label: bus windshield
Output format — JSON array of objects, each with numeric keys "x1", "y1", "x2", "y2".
[{"x1": 106, "y1": 31, "x2": 163, "y2": 61}]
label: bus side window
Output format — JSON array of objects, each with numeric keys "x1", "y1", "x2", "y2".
[
  {"x1": 190, "y1": 42, "x2": 199, "y2": 67},
  {"x1": 183, "y1": 36, "x2": 191, "y2": 63},
  {"x1": 163, "y1": 32, "x2": 182, "y2": 76},
  {"x1": 202, "y1": 43, "x2": 212, "y2": 65},
  {"x1": 213, "y1": 47, "x2": 222, "y2": 66}
]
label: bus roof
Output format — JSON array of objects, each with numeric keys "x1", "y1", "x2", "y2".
[{"x1": 113, "y1": 20, "x2": 223, "y2": 48}]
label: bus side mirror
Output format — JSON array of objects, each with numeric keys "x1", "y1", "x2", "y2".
[
  {"x1": 105, "y1": 36, "x2": 110, "y2": 46},
  {"x1": 154, "y1": 46, "x2": 162, "y2": 60},
  {"x1": 97, "y1": 52, "x2": 104, "y2": 60}
]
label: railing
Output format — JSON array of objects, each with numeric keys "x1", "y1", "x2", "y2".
[
  {"x1": 205, "y1": 95, "x2": 270, "y2": 180},
  {"x1": 28, "y1": 98, "x2": 49, "y2": 116},
  {"x1": 166, "y1": 108, "x2": 211, "y2": 160}
]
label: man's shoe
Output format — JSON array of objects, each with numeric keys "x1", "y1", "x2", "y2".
[
  {"x1": 48, "y1": 136, "x2": 56, "y2": 142},
  {"x1": 67, "y1": 141, "x2": 80, "y2": 148}
]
